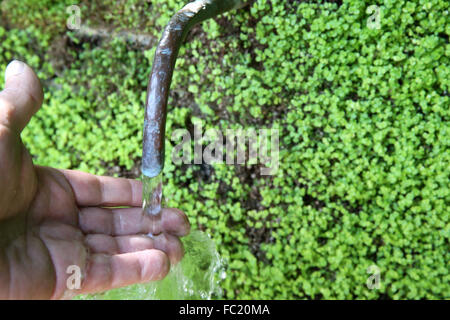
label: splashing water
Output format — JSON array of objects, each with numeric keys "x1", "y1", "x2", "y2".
[
  {"x1": 139, "y1": 230, "x2": 225, "y2": 300},
  {"x1": 77, "y1": 174, "x2": 225, "y2": 300}
]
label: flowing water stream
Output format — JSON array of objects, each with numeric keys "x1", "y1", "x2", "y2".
[{"x1": 79, "y1": 174, "x2": 225, "y2": 300}]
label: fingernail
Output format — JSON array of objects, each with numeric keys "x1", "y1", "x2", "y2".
[{"x1": 5, "y1": 60, "x2": 25, "y2": 82}]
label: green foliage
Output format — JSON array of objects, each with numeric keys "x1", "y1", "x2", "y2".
[{"x1": 0, "y1": 0, "x2": 449, "y2": 299}]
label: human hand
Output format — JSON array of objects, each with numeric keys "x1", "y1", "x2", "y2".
[{"x1": 0, "y1": 60, "x2": 190, "y2": 299}]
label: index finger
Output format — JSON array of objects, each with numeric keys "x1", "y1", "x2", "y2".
[{"x1": 60, "y1": 169, "x2": 143, "y2": 208}]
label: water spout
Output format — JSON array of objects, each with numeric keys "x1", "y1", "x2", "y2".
[{"x1": 142, "y1": 0, "x2": 249, "y2": 178}]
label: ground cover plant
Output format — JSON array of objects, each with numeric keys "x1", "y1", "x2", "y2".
[{"x1": 0, "y1": 0, "x2": 448, "y2": 299}]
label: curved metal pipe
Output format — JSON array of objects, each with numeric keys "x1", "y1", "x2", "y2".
[{"x1": 142, "y1": 0, "x2": 249, "y2": 178}]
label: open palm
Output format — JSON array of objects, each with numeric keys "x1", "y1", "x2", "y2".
[{"x1": 0, "y1": 61, "x2": 189, "y2": 299}]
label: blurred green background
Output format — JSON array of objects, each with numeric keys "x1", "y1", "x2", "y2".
[{"x1": 0, "y1": 0, "x2": 448, "y2": 299}]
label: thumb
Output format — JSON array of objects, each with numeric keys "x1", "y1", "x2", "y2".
[{"x1": 0, "y1": 60, "x2": 44, "y2": 133}]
